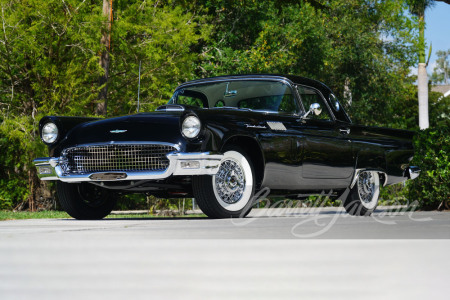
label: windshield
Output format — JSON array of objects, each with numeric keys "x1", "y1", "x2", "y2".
[{"x1": 168, "y1": 80, "x2": 299, "y2": 114}]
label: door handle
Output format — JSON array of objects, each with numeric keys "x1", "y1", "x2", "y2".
[{"x1": 339, "y1": 128, "x2": 350, "y2": 135}]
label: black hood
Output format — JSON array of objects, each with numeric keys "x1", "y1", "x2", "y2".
[{"x1": 52, "y1": 111, "x2": 186, "y2": 156}]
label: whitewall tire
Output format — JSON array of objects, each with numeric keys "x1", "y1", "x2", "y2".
[
  {"x1": 344, "y1": 171, "x2": 380, "y2": 216},
  {"x1": 192, "y1": 147, "x2": 255, "y2": 218}
]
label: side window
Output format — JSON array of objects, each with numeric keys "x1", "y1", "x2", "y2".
[
  {"x1": 177, "y1": 95, "x2": 204, "y2": 108},
  {"x1": 278, "y1": 93, "x2": 299, "y2": 114},
  {"x1": 296, "y1": 86, "x2": 332, "y2": 121},
  {"x1": 237, "y1": 94, "x2": 299, "y2": 114},
  {"x1": 174, "y1": 89, "x2": 208, "y2": 108}
]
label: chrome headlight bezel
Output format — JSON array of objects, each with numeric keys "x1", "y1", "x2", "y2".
[
  {"x1": 181, "y1": 115, "x2": 201, "y2": 139},
  {"x1": 41, "y1": 122, "x2": 59, "y2": 144}
]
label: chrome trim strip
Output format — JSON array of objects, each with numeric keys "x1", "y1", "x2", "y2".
[
  {"x1": 33, "y1": 151, "x2": 223, "y2": 182},
  {"x1": 62, "y1": 141, "x2": 181, "y2": 152},
  {"x1": 170, "y1": 152, "x2": 223, "y2": 176}
]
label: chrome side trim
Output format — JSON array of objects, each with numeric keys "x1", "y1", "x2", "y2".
[
  {"x1": 33, "y1": 151, "x2": 223, "y2": 182},
  {"x1": 170, "y1": 152, "x2": 223, "y2": 176},
  {"x1": 267, "y1": 121, "x2": 287, "y2": 131}
]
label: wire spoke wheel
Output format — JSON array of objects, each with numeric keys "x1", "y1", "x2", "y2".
[
  {"x1": 344, "y1": 170, "x2": 380, "y2": 216},
  {"x1": 357, "y1": 171, "x2": 380, "y2": 210},
  {"x1": 192, "y1": 147, "x2": 255, "y2": 218},
  {"x1": 214, "y1": 159, "x2": 246, "y2": 204},
  {"x1": 358, "y1": 172, "x2": 375, "y2": 205}
]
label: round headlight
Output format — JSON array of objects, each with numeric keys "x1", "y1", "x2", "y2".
[
  {"x1": 42, "y1": 122, "x2": 58, "y2": 144},
  {"x1": 181, "y1": 116, "x2": 201, "y2": 139}
]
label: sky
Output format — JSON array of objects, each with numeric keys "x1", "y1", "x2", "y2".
[{"x1": 425, "y1": 2, "x2": 450, "y2": 74}]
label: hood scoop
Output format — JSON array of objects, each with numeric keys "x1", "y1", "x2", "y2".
[{"x1": 156, "y1": 105, "x2": 185, "y2": 112}]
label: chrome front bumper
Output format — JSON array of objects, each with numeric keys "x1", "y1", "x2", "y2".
[{"x1": 33, "y1": 152, "x2": 223, "y2": 182}]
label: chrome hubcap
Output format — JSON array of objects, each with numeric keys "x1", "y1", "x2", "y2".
[
  {"x1": 358, "y1": 171, "x2": 375, "y2": 204},
  {"x1": 215, "y1": 159, "x2": 246, "y2": 204}
]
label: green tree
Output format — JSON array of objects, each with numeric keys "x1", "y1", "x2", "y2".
[
  {"x1": 199, "y1": 0, "x2": 418, "y2": 128},
  {"x1": 0, "y1": 0, "x2": 210, "y2": 209},
  {"x1": 431, "y1": 49, "x2": 450, "y2": 84},
  {"x1": 107, "y1": 0, "x2": 210, "y2": 114},
  {"x1": 406, "y1": 0, "x2": 450, "y2": 129}
]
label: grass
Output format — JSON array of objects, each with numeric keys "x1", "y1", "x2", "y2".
[
  {"x1": 0, "y1": 210, "x2": 70, "y2": 221},
  {"x1": 0, "y1": 210, "x2": 206, "y2": 221}
]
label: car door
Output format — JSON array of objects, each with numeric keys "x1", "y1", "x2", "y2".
[{"x1": 295, "y1": 85, "x2": 354, "y2": 189}]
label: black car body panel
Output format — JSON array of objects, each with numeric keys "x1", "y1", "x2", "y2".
[{"x1": 34, "y1": 74, "x2": 419, "y2": 200}]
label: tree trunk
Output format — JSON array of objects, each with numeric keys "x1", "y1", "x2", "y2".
[
  {"x1": 417, "y1": 13, "x2": 429, "y2": 129},
  {"x1": 97, "y1": 0, "x2": 112, "y2": 116},
  {"x1": 418, "y1": 63, "x2": 429, "y2": 129}
]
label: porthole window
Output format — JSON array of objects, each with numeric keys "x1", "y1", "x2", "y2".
[{"x1": 330, "y1": 94, "x2": 340, "y2": 112}]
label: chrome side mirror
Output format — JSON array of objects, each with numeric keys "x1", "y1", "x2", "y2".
[{"x1": 302, "y1": 103, "x2": 322, "y2": 119}]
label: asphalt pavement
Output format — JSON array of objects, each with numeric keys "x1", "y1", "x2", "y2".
[{"x1": 0, "y1": 207, "x2": 449, "y2": 299}]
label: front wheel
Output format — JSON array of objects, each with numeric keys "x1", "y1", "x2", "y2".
[
  {"x1": 343, "y1": 171, "x2": 380, "y2": 216},
  {"x1": 57, "y1": 182, "x2": 117, "y2": 220},
  {"x1": 192, "y1": 147, "x2": 255, "y2": 218}
]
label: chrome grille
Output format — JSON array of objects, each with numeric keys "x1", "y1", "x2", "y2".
[{"x1": 61, "y1": 144, "x2": 176, "y2": 174}]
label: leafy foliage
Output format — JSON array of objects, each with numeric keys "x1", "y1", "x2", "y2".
[
  {"x1": 0, "y1": 0, "x2": 209, "y2": 209},
  {"x1": 0, "y1": 0, "x2": 446, "y2": 210},
  {"x1": 431, "y1": 49, "x2": 450, "y2": 84},
  {"x1": 407, "y1": 122, "x2": 450, "y2": 210},
  {"x1": 199, "y1": 0, "x2": 418, "y2": 127},
  {"x1": 0, "y1": 117, "x2": 46, "y2": 209}
]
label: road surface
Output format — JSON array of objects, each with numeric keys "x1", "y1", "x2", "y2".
[{"x1": 1, "y1": 207, "x2": 449, "y2": 299}]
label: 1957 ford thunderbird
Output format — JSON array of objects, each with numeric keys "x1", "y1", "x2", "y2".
[{"x1": 33, "y1": 75, "x2": 420, "y2": 219}]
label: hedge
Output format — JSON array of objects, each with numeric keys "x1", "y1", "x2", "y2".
[{"x1": 407, "y1": 122, "x2": 450, "y2": 210}]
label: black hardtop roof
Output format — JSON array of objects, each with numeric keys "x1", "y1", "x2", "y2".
[{"x1": 177, "y1": 74, "x2": 332, "y2": 94}]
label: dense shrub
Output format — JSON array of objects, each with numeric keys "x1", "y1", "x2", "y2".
[
  {"x1": 0, "y1": 133, "x2": 29, "y2": 209},
  {"x1": 0, "y1": 117, "x2": 52, "y2": 210},
  {"x1": 407, "y1": 123, "x2": 450, "y2": 210}
]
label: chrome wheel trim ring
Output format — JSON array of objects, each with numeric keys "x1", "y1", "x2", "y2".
[
  {"x1": 212, "y1": 151, "x2": 253, "y2": 212},
  {"x1": 357, "y1": 171, "x2": 380, "y2": 210}
]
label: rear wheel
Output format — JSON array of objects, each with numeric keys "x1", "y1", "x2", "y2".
[
  {"x1": 57, "y1": 182, "x2": 117, "y2": 220},
  {"x1": 343, "y1": 171, "x2": 380, "y2": 216},
  {"x1": 192, "y1": 146, "x2": 255, "y2": 218}
]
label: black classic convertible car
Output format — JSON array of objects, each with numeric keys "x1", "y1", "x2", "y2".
[{"x1": 33, "y1": 75, "x2": 420, "y2": 219}]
